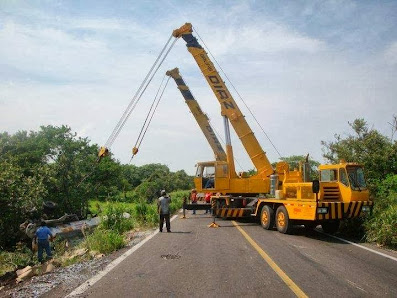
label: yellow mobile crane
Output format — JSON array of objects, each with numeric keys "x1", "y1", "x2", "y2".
[
  {"x1": 166, "y1": 68, "x2": 227, "y2": 162},
  {"x1": 173, "y1": 23, "x2": 372, "y2": 234}
]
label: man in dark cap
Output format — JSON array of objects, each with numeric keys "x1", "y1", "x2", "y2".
[{"x1": 157, "y1": 190, "x2": 172, "y2": 232}]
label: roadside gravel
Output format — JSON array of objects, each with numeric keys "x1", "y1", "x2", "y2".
[{"x1": 1, "y1": 229, "x2": 155, "y2": 298}]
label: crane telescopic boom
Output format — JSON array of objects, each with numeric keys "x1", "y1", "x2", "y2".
[
  {"x1": 166, "y1": 68, "x2": 227, "y2": 162},
  {"x1": 173, "y1": 23, "x2": 274, "y2": 178}
]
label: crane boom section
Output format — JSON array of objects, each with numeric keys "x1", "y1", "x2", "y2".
[
  {"x1": 166, "y1": 68, "x2": 227, "y2": 161},
  {"x1": 174, "y1": 23, "x2": 273, "y2": 177}
]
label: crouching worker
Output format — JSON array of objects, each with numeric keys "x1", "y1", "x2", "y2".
[
  {"x1": 158, "y1": 190, "x2": 172, "y2": 233},
  {"x1": 34, "y1": 221, "x2": 55, "y2": 263}
]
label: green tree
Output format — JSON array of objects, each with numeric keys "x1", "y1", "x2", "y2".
[
  {"x1": 37, "y1": 125, "x2": 99, "y2": 217},
  {"x1": 321, "y1": 119, "x2": 397, "y2": 190},
  {"x1": 0, "y1": 125, "x2": 125, "y2": 219},
  {"x1": 273, "y1": 155, "x2": 320, "y2": 180},
  {"x1": 322, "y1": 118, "x2": 397, "y2": 245},
  {"x1": 0, "y1": 159, "x2": 46, "y2": 248}
]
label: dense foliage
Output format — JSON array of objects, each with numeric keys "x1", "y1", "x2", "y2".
[
  {"x1": 0, "y1": 126, "x2": 193, "y2": 249},
  {"x1": 322, "y1": 118, "x2": 397, "y2": 191},
  {"x1": 364, "y1": 175, "x2": 397, "y2": 247},
  {"x1": 322, "y1": 118, "x2": 397, "y2": 247}
]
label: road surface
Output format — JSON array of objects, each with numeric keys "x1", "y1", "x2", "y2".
[{"x1": 68, "y1": 212, "x2": 397, "y2": 297}]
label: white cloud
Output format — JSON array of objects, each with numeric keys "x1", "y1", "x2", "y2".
[
  {"x1": 384, "y1": 41, "x2": 397, "y2": 65},
  {"x1": 0, "y1": 2, "x2": 396, "y2": 174},
  {"x1": 193, "y1": 22, "x2": 325, "y2": 59}
]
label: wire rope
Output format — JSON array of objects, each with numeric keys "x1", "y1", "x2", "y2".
[
  {"x1": 105, "y1": 35, "x2": 174, "y2": 149},
  {"x1": 133, "y1": 74, "x2": 167, "y2": 150},
  {"x1": 129, "y1": 76, "x2": 171, "y2": 162},
  {"x1": 108, "y1": 38, "x2": 178, "y2": 149},
  {"x1": 193, "y1": 27, "x2": 283, "y2": 159}
]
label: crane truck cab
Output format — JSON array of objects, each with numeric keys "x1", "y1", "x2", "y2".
[{"x1": 319, "y1": 162, "x2": 369, "y2": 202}]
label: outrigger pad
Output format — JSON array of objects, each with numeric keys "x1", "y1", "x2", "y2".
[{"x1": 208, "y1": 222, "x2": 220, "y2": 228}]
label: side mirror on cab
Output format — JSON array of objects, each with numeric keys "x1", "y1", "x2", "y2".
[{"x1": 312, "y1": 180, "x2": 320, "y2": 194}]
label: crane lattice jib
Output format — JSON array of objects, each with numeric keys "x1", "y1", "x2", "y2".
[
  {"x1": 166, "y1": 68, "x2": 227, "y2": 162},
  {"x1": 174, "y1": 23, "x2": 274, "y2": 177}
]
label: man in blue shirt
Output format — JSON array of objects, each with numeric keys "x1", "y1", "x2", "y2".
[{"x1": 34, "y1": 221, "x2": 54, "y2": 263}]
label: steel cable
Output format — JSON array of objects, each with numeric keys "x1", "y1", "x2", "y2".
[
  {"x1": 133, "y1": 74, "x2": 167, "y2": 150},
  {"x1": 193, "y1": 27, "x2": 283, "y2": 159},
  {"x1": 105, "y1": 34, "x2": 174, "y2": 149},
  {"x1": 130, "y1": 76, "x2": 171, "y2": 162},
  {"x1": 108, "y1": 38, "x2": 178, "y2": 149}
]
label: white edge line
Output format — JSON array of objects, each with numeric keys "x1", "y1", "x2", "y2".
[
  {"x1": 319, "y1": 230, "x2": 397, "y2": 262},
  {"x1": 66, "y1": 214, "x2": 179, "y2": 297}
]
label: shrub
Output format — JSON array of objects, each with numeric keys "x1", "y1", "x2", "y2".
[
  {"x1": 144, "y1": 204, "x2": 159, "y2": 226},
  {"x1": 0, "y1": 248, "x2": 33, "y2": 276},
  {"x1": 84, "y1": 229, "x2": 125, "y2": 254},
  {"x1": 338, "y1": 217, "x2": 366, "y2": 239},
  {"x1": 169, "y1": 190, "x2": 188, "y2": 213},
  {"x1": 100, "y1": 204, "x2": 135, "y2": 234},
  {"x1": 133, "y1": 202, "x2": 158, "y2": 226},
  {"x1": 134, "y1": 202, "x2": 148, "y2": 221},
  {"x1": 365, "y1": 198, "x2": 397, "y2": 247}
]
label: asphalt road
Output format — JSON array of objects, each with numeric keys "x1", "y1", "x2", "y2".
[{"x1": 70, "y1": 212, "x2": 397, "y2": 297}]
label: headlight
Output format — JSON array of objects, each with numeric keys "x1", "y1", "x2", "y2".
[
  {"x1": 362, "y1": 205, "x2": 371, "y2": 212},
  {"x1": 317, "y1": 207, "x2": 328, "y2": 214}
]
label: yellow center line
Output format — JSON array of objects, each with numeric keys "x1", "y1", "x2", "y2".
[{"x1": 232, "y1": 221, "x2": 308, "y2": 298}]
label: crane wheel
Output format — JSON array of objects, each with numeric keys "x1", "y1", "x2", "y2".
[
  {"x1": 275, "y1": 205, "x2": 292, "y2": 234},
  {"x1": 260, "y1": 205, "x2": 274, "y2": 230}
]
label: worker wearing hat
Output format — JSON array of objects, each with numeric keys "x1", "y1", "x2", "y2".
[{"x1": 157, "y1": 190, "x2": 172, "y2": 232}]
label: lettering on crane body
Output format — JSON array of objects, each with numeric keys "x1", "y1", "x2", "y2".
[
  {"x1": 208, "y1": 75, "x2": 235, "y2": 110},
  {"x1": 197, "y1": 52, "x2": 235, "y2": 110},
  {"x1": 205, "y1": 125, "x2": 224, "y2": 152},
  {"x1": 199, "y1": 53, "x2": 214, "y2": 72}
]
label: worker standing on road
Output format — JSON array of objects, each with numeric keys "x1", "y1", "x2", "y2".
[
  {"x1": 158, "y1": 190, "x2": 172, "y2": 233},
  {"x1": 204, "y1": 192, "x2": 212, "y2": 214},
  {"x1": 34, "y1": 221, "x2": 54, "y2": 263},
  {"x1": 190, "y1": 189, "x2": 198, "y2": 215}
]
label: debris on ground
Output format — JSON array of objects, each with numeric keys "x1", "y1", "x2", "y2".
[{"x1": 0, "y1": 229, "x2": 154, "y2": 298}]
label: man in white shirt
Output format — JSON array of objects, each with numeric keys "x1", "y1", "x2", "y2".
[{"x1": 158, "y1": 190, "x2": 172, "y2": 232}]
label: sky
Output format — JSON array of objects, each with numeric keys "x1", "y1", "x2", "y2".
[{"x1": 1, "y1": 0, "x2": 396, "y2": 175}]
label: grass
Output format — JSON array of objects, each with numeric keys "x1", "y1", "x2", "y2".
[
  {"x1": 84, "y1": 229, "x2": 125, "y2": 254},
  {"x1": 0, "y1": 190, "x2": 189, "y2": 277},
  {"x1": 364, "y1": 193, "x2": 397, "y2": 248},
  {"x1": 0, "y1": 247, "x2": 33, "y2": 276}
]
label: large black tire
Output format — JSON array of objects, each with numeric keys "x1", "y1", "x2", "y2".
[
  {"x1": 275, "y1": 205, "x2": 292, "y2": 234},
  {"x1": 322, "y1": 220, "x2": 340, "y2": 234},
  {"x1": 260, "y1": 205, "x2": 275, "y2": 230}
]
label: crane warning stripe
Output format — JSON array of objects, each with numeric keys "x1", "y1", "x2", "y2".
[
  {"x1": 349, "y1": 202, "x2": 357, "y2": 218},
  {"x1": 216, "y1": 208, "x2": 251, "y2": 218},
  {"x1": 354, "y1": 202, "x2": 363, "y2": 217},
  {"x1": 317, "y1": 201, "x2": 373, "y2": 220}
]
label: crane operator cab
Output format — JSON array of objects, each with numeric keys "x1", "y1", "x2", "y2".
[{"x1": 195, "y1": 161, "x2": 230, "y2": 192}]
